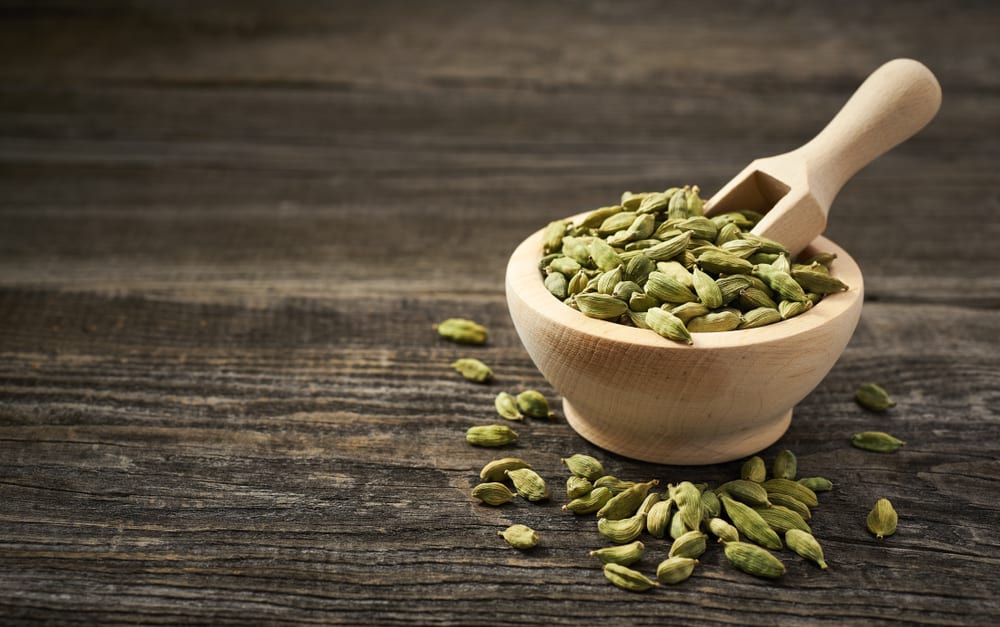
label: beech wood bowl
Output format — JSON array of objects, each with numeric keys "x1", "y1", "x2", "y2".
[{"x1": 505, "y1": 218, "x2": 864, "y2": 465}]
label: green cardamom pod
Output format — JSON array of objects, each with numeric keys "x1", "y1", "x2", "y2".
[
  {"x1": 668, "y1": 301, "x2": 710, "y2": 324},
  {"x1": 791, "y1": 267, "x2": 849, "y2": 294},
  {"x1": 597, "y1": 511, "x2": 646, "y2": 544},
  {"x1": 451, "y1": 358, "x2": 493, "y2": 383},
  {"x1": 471, "y1": 482, "x2": 517, "y2": 506},
  {"x1": 612, "y1": 280, "x2": 643, "y2": 302},
  {"x1": 596, "y1": 267, "x2": 623, "y2": 295},
  {"x1": 505, "y1": 468, "x2": 550, "y2": 502},
  {"x1": 547, "y1": 255, "x2": 582, "y2": 277},
  {"x1": 590, "y1": 540, "x2": 645, "y2": 566},
  {"x1": 708, "y1": 517, "x2": 739, "y2": 544},
  {"x1": 479, "y1": 457, "x2": 531, "y2": 482},
  {"x1": 762, "y1": 478, "x2": 819, "y2": 507},
  {"x1": 494, "y1": 392, "x2": 524, "y2": 421},
  {"x1": 785, "y1": 529, "x2": 828, "y2": 569},
  {"x1": 542, "y1": 219, "x2": 570, "y2": 254},
  {"x1": 574, "y1": 292, "x2": 628, "y2": 320},
  {"x1": 561, "y1": 453, "x2": 605, "y2": 481},
  {"x1": 741, "y1": 233, "x2": 788, "y2": 255},
  {"x1": 656, "y1": 556, "x2": 698, "y2": 584},
  {"x1": 498, "y1": 524, "x2": 539, "y2": 550},
  {"x1": 625, "y1": 253, "x2": 656, "y2": 285},
  {"x1": 567, "y1": 270, "x2": 589, "y2": 297},
  {"x1": 716, "y1": 274, "x2": 753, "y2": 304},
  {"x1": 466, "y1": 424, "x2": 518, "y2": 448},
  {"x1": 515, "y1": 390, "x2": 554, "y2": 419},
  {"x1": 716, "y1": 480, "x2": 771, "y2": 507},
  {"x1": 700, "y1": 489, "x2": 721, "y2": 520},
  {"x1": 603, "y1": 562, "x2": 659, "y2": 592},
  {"x1": 566, "y1": 475, "x2": 593, "y2": 499},
  {"x1": 752, "y1": 264, "x2": 807, "y2": 303},
  {"x1": 867, "y1": 498, "x2": 898, "y2": 539},
  {"x1": 669, "y1": 507, "x2": 692, "y2": 540},
  {"x1": 597, "y1": 479, "x2": 660, "y2": 521},
  {"x1": 711, "y1": 212, "x2": 754, "y2": 230},
  {"x1": 646, "y1": 307, "x2": 693, "y2": 344},
  {"x1": 855, "y1": 383, "x2": 896, "y2": 412},
  {"x1": 685, "y1": 310, "x2": 741, "y2": 333},
  {"x1": 435, "y1": 318, "x2": 488, "y2": 345},
  {"x1": 598, "y1": 211, "x2": 638, "y2": 235},
  {"x1": 669, "y1": 530, "x2": 708, "y2": 559},
  {"x1": 544, "y1": 271, "x2": 568, "y2": 299},
  {"x1": 645, "y1": 499, "x2": 674, "y2": 539},
  {"x1": 778, "y1": 299, "x2": 812, "y2": 319},
  {"x1": 636, "y1": 190, "x2": 671, "y2": 214},
  {"x1": 740, "y1": 455, "x2": 767, "y2": 482},
  {"x1": 798, "y1": 476, "x2": 833, "y2": 492},
  {"x1": 771, "y1": 253, "x2": 791, "y2": 274},
  {"x1": 738, "y1": 286, "x2": 778, "y2": 311},
  {"x1": 667, "y1": 185, "x2": 691, "y2": 220},
  {"x1": 772, "y1": 449, "x2": 798, "y2": 480},
  {"x1": 715, "y1": 222, "x2": 741, "y2": 245},
  {"x1": 719, "y1": 238, "x2": 761, "y2": 259},
  {"x1": 851, "y1": 431, "x2": 905, "y2": 453},
  {"x1": 581, "y1": 205, "x2": 624, "y2": 228},
  {"x1": 720, "y1": 494, "x2": 782, "y2": 550},
  {"x1": 643, "y1": 231, "x2": 692, "y2": 262},
  {"x1": 593, "y1": 475, "x2": 636, "y2": 495},
  {"x1": 685, "y1": 185, "x2": 705, "y2": 216},
  {"x1": 804, "y1": 251, "x2": 837, "y2": 267},
  {"x1": 563, "y1": 486, "x2": 613, "y2": 515},
  {"x1": 723, "y1": 541, "x2": 786, "y2": 578},
  {"x1": 698, "y1": 249, "x2": 753, "y2": 275},
  {"x1": 738, "y1": 307, "x2": 782, "y2": 329},
  {"x1": 587, "y1": 238, "x2": 623, "y2": 272},
  {"x1": 628, "y1": 292, "x2": 658, "y2": 313},
  {"x1": 754, "y1": 505, "x2": 811, "y2": 534},
  {"x1": 677, "y1": 216, "x2": 716, "y2": 241},
  {"x1": 638, "y1": 492, "x2": 661, "y2": 517},
  {"x1": 768, "y1": 492, "x2": 812, "y2": 520},
  {"x1": 608, "y1": 214, "x2": 656, "y2": 246},
  {"x1": 690, "y1": 267, "x2": 723, "y2": 309},
  {"x1": 645, "y1": 271, "x2": 698, "y2": 304},
  {"x1": 561, "y1": 236, "x2": 592, "y2": 265}
]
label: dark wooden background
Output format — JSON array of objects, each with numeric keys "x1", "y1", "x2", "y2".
[{"x1": 1, "y1": 1, "x2": 998, "y2": 624}]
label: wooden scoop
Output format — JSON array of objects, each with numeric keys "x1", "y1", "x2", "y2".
[{"x1": 704, "y1": 58, "x2": 942, "y2": 257}]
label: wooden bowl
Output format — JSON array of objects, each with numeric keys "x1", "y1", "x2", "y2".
[{"x1": 505, "y1": 217, "x2": 864, "y2": 465}]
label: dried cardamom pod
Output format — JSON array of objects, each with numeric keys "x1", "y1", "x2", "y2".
[
  {"x1": 720, "y1": 494, "x2": 782, "y2": 550},
  {"x1": 767, "y1": 492, "x2": 812, "y2": 520},
  {"x1": 668, "y1": 301, "x2": 710, "y2": 324},
  {"x1": 544, "y1": 271, "x2": 568, "y2": 299},
  {"x1": 598, "y1": 511, "x2": 647, "y2": 544},
  {"x1": 656, "y1": 556, "x2": 698, "y2": 584},
  {"x1": 566, "y1": 475, "x2": 593, "y2": 499},
  {"x1": 646, "y1": 307, "x2": 693, "y2": 344},
  {"x1": 669, "y1": 530, "x2": 708, "y2": 559},
  {"x1": 494, "y1": 392, "x2": 524, "y2": 421},
  {"x1": 598, "y1": 211, "x2": 638, "y2": 235},
  {"x1": 715, "y1": 222, "x2": 741, "y2": 245},
  {"x1": 798, "y1": 477, "x2": 833, "y2": 492},
  {"x1": 594, "y1": 476, "x2": 636, "y2": 495},
  {"x1": 645, "y1": 271, "x2": 698, "y2": 304},
  {"x1": 612, "y1": 280, "x2": 643, "y2": 302},
  {"x1": 753, "y1": 264, "x2": 807, "y2": 303},
  {"x1": 542, "y1": 219, "x2": 570, "y2": 254},
  {"x1": 851, "y1": 431, "x2": 905, "y2": 453},
  {"x1": 698, "y1": 249, "x2": 753, "y2": 275},
  {"x1": 435, "y1": 318, "x2": 488, "y2": 345},
  {"x1": 716, "y1": 274, "x2": 754, "y2": 304},
  {"x1": 700, "y1": 490, "x2": 721, "y2": 520},
  {"x1": 597, "y1": 480, "x2": 660, "y2": 521},
  {"x1": 677, "y1": 216, "x2": 716, "y2": 241},
  {"x1": 867, "y1": 498, "x2": 898, "y2": 539},
  {"x1": 547, "y1": 255, "x2": 582, "y2": 277},
  {"x1": 645, "y1": 499, "x2": 673, "y2": 539},
  {"x1": 587, "y1": 238, "x2": 623, "y2": 272},
  {"x1": 561, "y1": 453, "x2": 605, "y2": 481},
  {"x1": 466, "y1": 425, "x2": 518, "y2": 448},
  {"x1": 773, "y1": 450, "x2": 798, "y2": 480},
  {"x1": 716, "y1": 480, "x2": 771, "y2": 507},
  {"x1": 791, "y1": 267, "x2": 849, "y2": 294},
  {"x1": 575, "y1": 292, "x2": 628, "y2": 320},
  {"x1": 691, "y1": 267, "x2": 723, "y2": 309},
  {"x1": 762, "y1": 478, "x2": 819, "y2": 507},
  {"x1": 581, "y1": 205, "x2": 624, "y2": 228},
  {"x1": 451, "y1": 358, "x2": 493, "y2": 383},
  {"x1": 724, "y1": 541, "x2": 786, "y2": 578},
  {"x1": 603, "y1": 562, "x2": 659, "y2": 592},
  {"x1": 804, "y1": 251, "x2": 837, "y2": 267},
  {"x1": 596, "y1": 267, "x2": 623, "y2": 295},
  {"x1": 785, "y1": 529, "x2": 828, "y2": 569},
  {"x1": 643, "y1": 231, "x2": 692, "y2": 262},
  {"x1": 855, "y1": 383, "x2": 896, "y2": 412},
  {"x1": 740, "y1": 455, "x2": 767, "y2": 483},
  {"x1": 638, "y1": 492, "x2": 661, "y2": 517},
  {"x1": 505, "y1": 468, "x2": 550, "y2": 502},
  {"x1": 471, "y1": 482, "x2": 517, "y2": 506},
  {"x1": 669, "y1": 507, "x2": 692, "y2": 540},
  {"x1": 708, "y1": 518, "x2": 739, "y2": 544},
  {"x1": 738, "y1": 306, "x2": 782, "y2": 329},
  {"x1": 563, "y1": 486, "x2": 613, "y2": 515},
  {"x1": 686, "y1": 310, "x2": 741, "y2": 333},
  {"x1": 636, "y1": 190, "x2": 671, "y2": 213},
  {"x1": 625, "y1": 254, "x2": 656, "y2": 285},
  {"x1": 628, "y1": 292, "x2": 658, "y2": 313},
  {"x1": 754, "y1": 505, "x2": 812, "y2": 534},
  {"x1": 590, "y1": 540, "x2": 645, "y2": 566},
  {"x1": 498, "y1": 524, "x2": 539, "y2": 550},
  {"x1": 479, "y1": 457, "x2": 531, "y2": 482},
  {"x1": 515, "y1": 390, "x2": 553, "y2": 419},
  {"x1": 778, "y1": 299, "x2": 812, "y2": 320}
]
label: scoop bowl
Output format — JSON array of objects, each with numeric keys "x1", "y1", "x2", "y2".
[{"x1": 505, "y1": 219, "x2": 864, "y2": 465}]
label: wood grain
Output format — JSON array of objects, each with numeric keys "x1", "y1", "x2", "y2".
[{"x1": 1, "y1": 1, "x2": 998, "y2": 624}]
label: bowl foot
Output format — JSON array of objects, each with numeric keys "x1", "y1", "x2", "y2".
[{"x1": 562, "y1": 400, "x2": 793, "y2": 465}]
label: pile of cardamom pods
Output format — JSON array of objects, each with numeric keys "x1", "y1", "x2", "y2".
[{"x1": 537, "y1": 185, "x2": 848, "y2": 344}]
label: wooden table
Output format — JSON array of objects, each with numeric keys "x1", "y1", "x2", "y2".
[{"x1": 2, "y1": 2, "x2": 997, "y2": 624}]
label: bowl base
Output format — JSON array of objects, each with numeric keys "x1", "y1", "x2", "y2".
[{"x1": 562, "y1": 400, "x2": 793, "y2": 465}]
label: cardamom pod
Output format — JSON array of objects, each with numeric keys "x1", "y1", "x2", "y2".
[
  {"x1": 471, "y1": 482, "x2": 517, "y2": 506},
  {"x1": 742, "y1": 233, "x2": 788, "y2": 255},
  {"x1": 596, "y1": 267, "x2": 623, "y2": 295},
  {"x1": 603, "y1": 563, "x2": 659, "y2": 591},
  {"x1": 667, "y1": 185, "x2": 691, "y2": 220},
  {"x1": 753, "y1": 264, "x2": 807, "y2": 303},
  {"x1": 636, "y1": 190, "x2": 670, "y2": 213},
  {"x1": 542, "y1": 219, "x2": 570, "y2": 254},
  {"x1": 767, "y1": 492, "x2": 812, "y2": 520},
  {"x1": 656, "y1": 556, "x2": 698, "y2": 584},
  {"x1": 598, "y1": 511, "x2": 647, "y2": 544},
  {"x1": 723, "y1": 541, "x2": 786, "y2": 579},
  {"x1": 643, "y1": 231, "x2": 692, "y2": 262},
  {"x1": 494, "y1": 391, "x2": 524, "y2": 421},
  {"x1": 515, "y1": 390, "x2": 554, "y2": 419},
  {"x1": 798, "y1": 477, "x2": 833, "y2": 492},
  {"x1": 561, "y1": 453, "x2": 605, "y2": 481},
  {"x1": 738, "y1": 306, "x2": 782, "y2": 329},
  {"x1": 547, "y1": 255, "x2": 582, "y2": 277},
  {"x1": 670, "y1": 508, "x2": 693, "y2": 540},
  {"x1": 738, "y1": 286, "x2": 778, "y2": 311},
  {"x1": 772, "y1": 450, "x2": 798, "y2": 480},
  {"x1": 686, "y1": 310, "x2": 741, "y2": 333},
  {"x1": 851, "y1": 431, "x2": 905, "y2": 453},
  {"x1": 803, "y1": 251, "x2": 837, "y2": 267},
  {"x1": 645, "y1": 271, "x2": 698, "y2": 304},
  {"x1": 505, "y1": 468, "x2": 550, "y2": 502},
  {"x1": 590, "y1": 540, "x2": 645, "y2": 566},
  {"x1": 544, "y1": 271, "x2": 568, "y2": 299},
  {"x1": 700, "y1": 490, "x2": 721, "y2": 520},
  {"x1": 677, "y1": 216, "x2": 717, "y2": 241},
  {"x1": 655, "y1": 260, "x2": 694, "y2": 286},
  {"x1": 720, "y1": 494, "x2": 782, "y2": 550},
  {"x1": 566, "y1": 475, "x2": 593, "y2": 499},
  {"x1": 581, "y1": 205, "x2": 624, "y2": 228},
  {"x1": 597, "y1": 479, "x2": 660, "y2": 521},
  {"x1": 867, "y1": 498, "x2": 898, "y2": 539},
  {"x1": 466, "y1": 424, "x2": 518, "y2": 448},
  {"x1": 715, "y1": 222, "x2": 742, "y2": 245},
  {"x1": 740, "y1": 455, "x2": 767, "y2": 483},
  {"x1": 754, "y1": 505, "x2": 811, "y2": 534},
  {"x1": 435, "y1": 318, "x2": 488, "y2": 345},
  {"x1": 575, "y1": 292, "x2": 628, "y2": 320},
  {"x1": 646, "y1": 307, "x2": 693, "y2": 344},
  {"x1": 628, "y1": 292, "x2": 658, "y2": 313},
  {"x1": 691, "y1": 266, "x2": 723, "y2": 308},
  {"x1": 479, "y1": 457, "x2": 532, "y2": 482},
  {"x1": 625, "y1": 254, "x2": 656, "y2": 285},
  {"x1": 855, "y1": 383, "x2": 896, "y2": 412},
  {"x1": 588, "y1": 238, "x2": 623, "y2": 272},
  {"x1": 451, "y1": 358, "x2": 493, "y2": 383},
  {"x1": 593, "y1": 476, "x2": 636, "y2": 495},
  {"x1": 598, "y1": 211, "x2": 639, "y2": 235},
  {"x1": 499, "y1": 524, "x2": 539, "y2": 550},
  {"x1": 762, "y1": 478, "x2": 819, "y2": 507},
  {"x1": 716, "y1": 480, "x2": 771, "y2": 507},
  {"x1": 563, "y1": 486, "x2": 613, "y2": 515},
  {"x1": 612, "y1": 280, "x2": 643, "y2": 302},
  {"x1": 708, "y1": 517, "x2": 739, "y2": 544},
  {"x1": 791, "y1": 267, "x2": 849, "y2": 294},
  {"x1": 645, "y1": 499, "x2": 673, "y2": 539},
  {"x1": 638, "y1": 492, "x2": 661, "y2": 517},
  {"x1": 778, "y1": 299, "x2": 812, "y2": 320},
  {"x1": 716, "y1": 274, "x2": 753, "y2": 304},
  {"x1": 785, "y1": 529, "x2": 828, "y2": 569},
  {"x1": 668, "y1": 301, "x2": 710, "y2": 324},
  {"x1": 698, "y1": 249, "x2": 753, "y2": 275},
  {"x1": 669, "y1": 530, "x2": 708, "y2": 559}
]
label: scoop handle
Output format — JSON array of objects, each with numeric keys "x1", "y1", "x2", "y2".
[{"x1": 797, "y1": 58, "x2": 941, "y2": 205}]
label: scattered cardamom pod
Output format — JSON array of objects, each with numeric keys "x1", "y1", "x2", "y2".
[
  {"x1": 645, "y1": 499, "x2": 673, "y2": 539},
  {"x1": 566, "y1": 475, "x2": 593, "y2": 499},
  {"x1": 450, "y1": 358, "x2": 493, "y2": 383},
  {"x1": 499, "y1": 524, "x2": 539, "y2": 550},
  {"x1": 720, "y1": 494, "x2": 783, "y2": 550},
  {"x1": 717, "y1": 480, "x2": 771, "y2": 507},
  {"x1": 561, "y1": 453, "x2": 605, "y2": 481},
  {"x1": 435, "y1": 318, "x2": 488, "y2": 345},
  {"x1": 700, "y1": 490, "x2": 721, "y2": 520},
  {"x1": 762, "y1": 478, "x2": 819, "y2": 507},
  {"x1": 851, "y1": 431, "x2": 905, "y2": 453},
  {"x1": 867, "y1": 498, "x2": 898, "y2": 539},
  {"x1": 594, "y1": 475, "x2": 636, "y2": 495},
  {"x1": 598, "y1": 511, "x2": 647, "y2": 544},
  {"x1": 563, "y1": 486, "x2": 613, "y2": 515},
  {"x1": 656, "y1": 556, "x2": 698, "y2": 584},
  {"x1": 494, "y1": 391, "x2": 524, "y2": 421},
  {"x1": 471, "y1": 482, "x2": 517, "y2": 506},
  {"x1": 590, "y1": 540, "x2": 644, "y2": 566},
  {"x1": 798, "y1": 477, "x2": 833, "y2": 492},
  {"x1": 603, "y1": 563, "x2": 659, "y2": 592},
  {"x1": 855, "y1": 383, "x2": 896, "y2": 412},
  {"x1": 669, "y1": 530, "x2": 708, "y2": 559},
  {"x1": 723, "y1": 542, "x2": 786, "y2": 579},
  {"x1": 754, "y1": 505, "x2": 811, "y2": 534},
  {"x1": 505, "y1": 468, "x2": 550, "y2": 502},
  {"x1": 479, "y1": 457, "x2": 531, "y2": 482},
  {"x1": 515, "y1": 390, "x2": 554, "y2": 419},
  {"x1": 597, "y1": 479, "x2": 660, "y2": 521},
  {"x1": 708, "y1": 518, "x2": 739, "y2": 544},
  {"x1": 466, "y1": 424, "x2": 518, "y2": 448},
  {"x1": 772, "y1": 449, "x2": 798, "y2": 480},
  {"x1": 740, "y1": 455, "x2": 767, "y2": 483},
  {"x1": 785, "y1": 529, "x2": 828, "y2": 569},
  {"x1": 767, "y1": 492, "x2": 812, "y2": 521}
]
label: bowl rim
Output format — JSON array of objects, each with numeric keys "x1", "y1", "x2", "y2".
[{"x1": 506, "y1": 212, "x2": 865, "y2": 350}]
